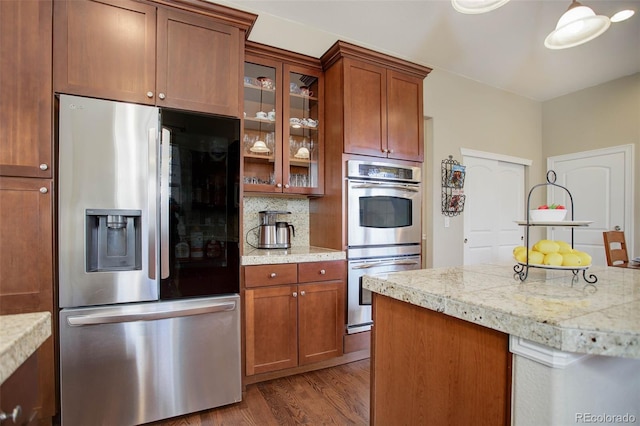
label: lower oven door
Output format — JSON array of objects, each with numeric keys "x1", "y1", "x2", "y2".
[
  {"x1": 347, "y1": 179, "x2": 422, "y2": 247},
  {"x1": 347, "y1": 255, "x2": 421, "y2": 334}
]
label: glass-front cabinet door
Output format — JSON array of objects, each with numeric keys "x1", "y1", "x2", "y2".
[
  {"x1": 242, "y1": 46, "x2": 323, "y2": 195},
  {"x1": 243, "y1": 57, "x2": 281, "y2": 192},
  {"x1": 284, "y1": 65, "x2": 322, "y2": 195}
]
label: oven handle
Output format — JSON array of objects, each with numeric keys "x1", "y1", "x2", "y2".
[
  {"x1": 351, "y1": 183, "x2": 420, "y2": 192},
  {"x1": 352, "y1": 259, "x2": 420, "y2": 269}
]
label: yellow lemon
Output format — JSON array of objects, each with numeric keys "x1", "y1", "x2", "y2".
[
  {"x1": 533, "y1": 240, "x2": 560, "y2": 254},
  {"x1": 574, "y1": 251, "x2": 592, "y2": 266},
  {"x1": 515, "y1": 249, "x2": 544, "y2": 265},
  {"x1": 543, "y1": 252, "x2": 563, "y2": 266},
  {"x1": 562, "y1": 253, "x2": 582, "y2": 267},
  {"x1": 528, "y1": 250, "x2": 545, "y2": 265},
  {"x1": 556, "y1": 240, "x2": 572, "y2": 254},
  {"x1": 513, "y1": 246, "x2": 527, "y2": 256}
]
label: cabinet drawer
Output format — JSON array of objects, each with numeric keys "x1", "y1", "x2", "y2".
[
  {"x1": 298, "y1": 260, "x2": 345, "y2": 283},
  {"x1": 244, "y1": 264, "x2": 297, "y2": 288}
]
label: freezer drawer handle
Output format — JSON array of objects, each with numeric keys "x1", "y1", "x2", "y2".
[
  {"x1": 67, "y1": 301, "x2": 236, "y2": 326},
  {"x1": 352, "y1": 260, "x2": 420, "y2": 269}
]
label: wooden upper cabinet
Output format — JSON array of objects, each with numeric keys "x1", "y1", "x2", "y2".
[
  {"x1": 0, "y1": 0, "x2": 53, "y2": 178},
  {"x1": 342, "y1": 59, "x2": 387, "y2": 159},
  {"x1": 54, "y1": 0, "x2": 255, "y2": 116},
  {"x1": 321, "y1": 40, "x2": 431, "y2": 162},
  {"x1": 53, "y1": 0, "x2": 157, "y2": 106},
  {"x1": 386, "y1": 70, "x2": 425, "y2": 162},
  {"x1": 157, "y1": 8, "x2": 240, "y2": 116}
]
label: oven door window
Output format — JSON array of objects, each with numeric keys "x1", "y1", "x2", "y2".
[{"x1": 359, "y1": 196, "x2": 412, "y2": 228}]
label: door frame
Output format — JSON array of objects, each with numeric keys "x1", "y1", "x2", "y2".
[{"x1": 547, "y1": 144, "x2": 635, "y2": 259}]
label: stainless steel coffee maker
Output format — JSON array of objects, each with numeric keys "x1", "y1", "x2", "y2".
[{"x1": 258, "y1": 210, "x2": 294, "y2": 249}]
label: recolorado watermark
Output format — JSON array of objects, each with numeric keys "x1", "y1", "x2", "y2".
[{"x1": 576, "y1": 413, "x2": 637, "y2": 423}]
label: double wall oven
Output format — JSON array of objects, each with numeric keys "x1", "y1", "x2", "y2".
[{"x1": 346, "y1": 160, "x2": 422, "y2": 334}]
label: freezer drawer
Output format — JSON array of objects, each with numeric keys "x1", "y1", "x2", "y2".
[{"x1": 59, "y1": 295, "x2": 241, "y2": 426}]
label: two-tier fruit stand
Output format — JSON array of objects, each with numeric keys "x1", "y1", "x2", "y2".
[{"x1": 514, "y1": 170, "x2": 598, "y2": 285}]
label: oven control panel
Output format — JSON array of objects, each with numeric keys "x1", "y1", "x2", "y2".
[{"x1": 347, "y1": 160, "x2": 421, "y2": 183}]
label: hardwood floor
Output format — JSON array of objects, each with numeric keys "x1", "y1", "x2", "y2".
[{"x1": 148, "y1": 359, "x2": 370, "y2": 425}]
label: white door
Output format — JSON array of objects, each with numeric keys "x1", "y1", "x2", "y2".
[
  {"x1": 547, "y1": 145, "x2": 634, "y2": 266},
  {"x1": 463, "y1": 155, "x2": 526, "y2": 265}
]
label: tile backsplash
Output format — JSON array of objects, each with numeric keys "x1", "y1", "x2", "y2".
[{"x1": 243, "y1": 197, "x2": 310, "y2": 249}]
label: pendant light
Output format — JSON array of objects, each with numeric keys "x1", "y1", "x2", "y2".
[
  {"x1": 451, "y1": 0, "x2": 510, "y2": 14},
  {"x1": 544, "y1": 0, "x2": 610, "y2": 49}
]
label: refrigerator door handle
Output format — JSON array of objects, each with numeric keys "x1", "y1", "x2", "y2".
[
  {"x1": 160, "y1": 128, "x2": 171, "y2": 279},
  {"x1": 67, "y1": 301, "x2": 237, "y2": 326},
  {"x1": 148, "y1": 128, "x2": 158, "y2": 280}
]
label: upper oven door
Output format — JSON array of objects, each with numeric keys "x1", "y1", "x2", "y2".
[{"x1": 347, "y1": 179, "x2": 421, "y2": 247}]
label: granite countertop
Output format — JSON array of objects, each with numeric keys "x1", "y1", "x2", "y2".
[
  {"x1": 242, "y1": 245, "x2": 346, "y2": 265},
  {"x1": 0, "y1": 312, "x2": 52, "y2": 385},
  {"x1": 363, "y1": 264, "x2": 640, "y2": 359}
]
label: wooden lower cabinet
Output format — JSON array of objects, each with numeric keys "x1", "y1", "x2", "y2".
[
  {"x1": 371, "y1": 294, "x2": 512, "y2": 426},
  {"x1": 0, "y1": 178, "x2": 55, "y2": 424},
  {"x1": 244, "y1": 261, "x2": 345, "y2": 376},
  {"x1": 245, "y1": 284, "x2": 298, "y2": 375},
  {"x1": 0, "y1": 353, "x2": 39, "y2": 426}
]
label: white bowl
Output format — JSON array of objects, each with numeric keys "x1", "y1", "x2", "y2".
[{"x1": 529, "y1": 209, "x2": 567, "y2": 222}]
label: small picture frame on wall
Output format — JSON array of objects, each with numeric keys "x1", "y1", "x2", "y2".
[{"x1": 448, "y1": 164, "x2": 466, "y2": 188}]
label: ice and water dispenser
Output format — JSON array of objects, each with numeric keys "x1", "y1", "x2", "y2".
[{"x1": 85, "y1": 209, "x2": 142, "y2": 272}]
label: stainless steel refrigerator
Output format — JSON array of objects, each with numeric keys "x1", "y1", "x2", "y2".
[{"x1": 57, "y1": 94, "x2": 241, "y2": 426}]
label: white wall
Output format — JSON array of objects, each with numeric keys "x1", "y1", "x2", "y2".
[{"x1": 423, "y1": 70, "x2": 542, "y2": 267}]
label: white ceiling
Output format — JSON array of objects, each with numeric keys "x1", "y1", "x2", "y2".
[{"x1": 217, "y1": 0, "x2": 640, "y2": 101}]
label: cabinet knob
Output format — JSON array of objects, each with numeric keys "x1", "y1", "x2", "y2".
[
  {"x1": 388, "y1": 149, "x2": 394, "y2": 154},
  {"x1": 276, "y1": 183, "x2": 282, "y2": 188},
  {"x1": 292, "y1": 292, "x2": 297, "y2": 298},
  {"x1": 39, "y1": 187, "x2": 48, "y2": 194},
  {"x1": 320, "y1": 269, "x2": 326, "y2": 275},
  {"x1": 39, "y1": 163, "x2": 48, "y2": 171},
  {"x1": 270, "y1": 272, "x2": 277, "y2": 278},
  {"x1": 0, "y1": 405, "x2": 22, "y2": 423},
  {"x1": 284, "y1": 184, "x2": 290, "y2": 189},
  {"x1": 158, "y1": 93, "x2": 166, "y2": 100},
  {"x1": 382, "y1": 149, "x2": 388, "y2": 153},
  {"x1": 146, "y1": 91, "x2": 154, "y2": 98},
  {"x1": 300, "y1": 290, "x2": 305, "y2": 296}
]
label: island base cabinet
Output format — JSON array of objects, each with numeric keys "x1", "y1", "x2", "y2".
[{"x1": 371, "y1": 294, "x2": 512, "y2": 426}]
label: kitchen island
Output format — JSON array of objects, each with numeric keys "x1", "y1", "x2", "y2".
[{"x1": 363, "y1": 264, "x2": 640, "y2": 426}]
